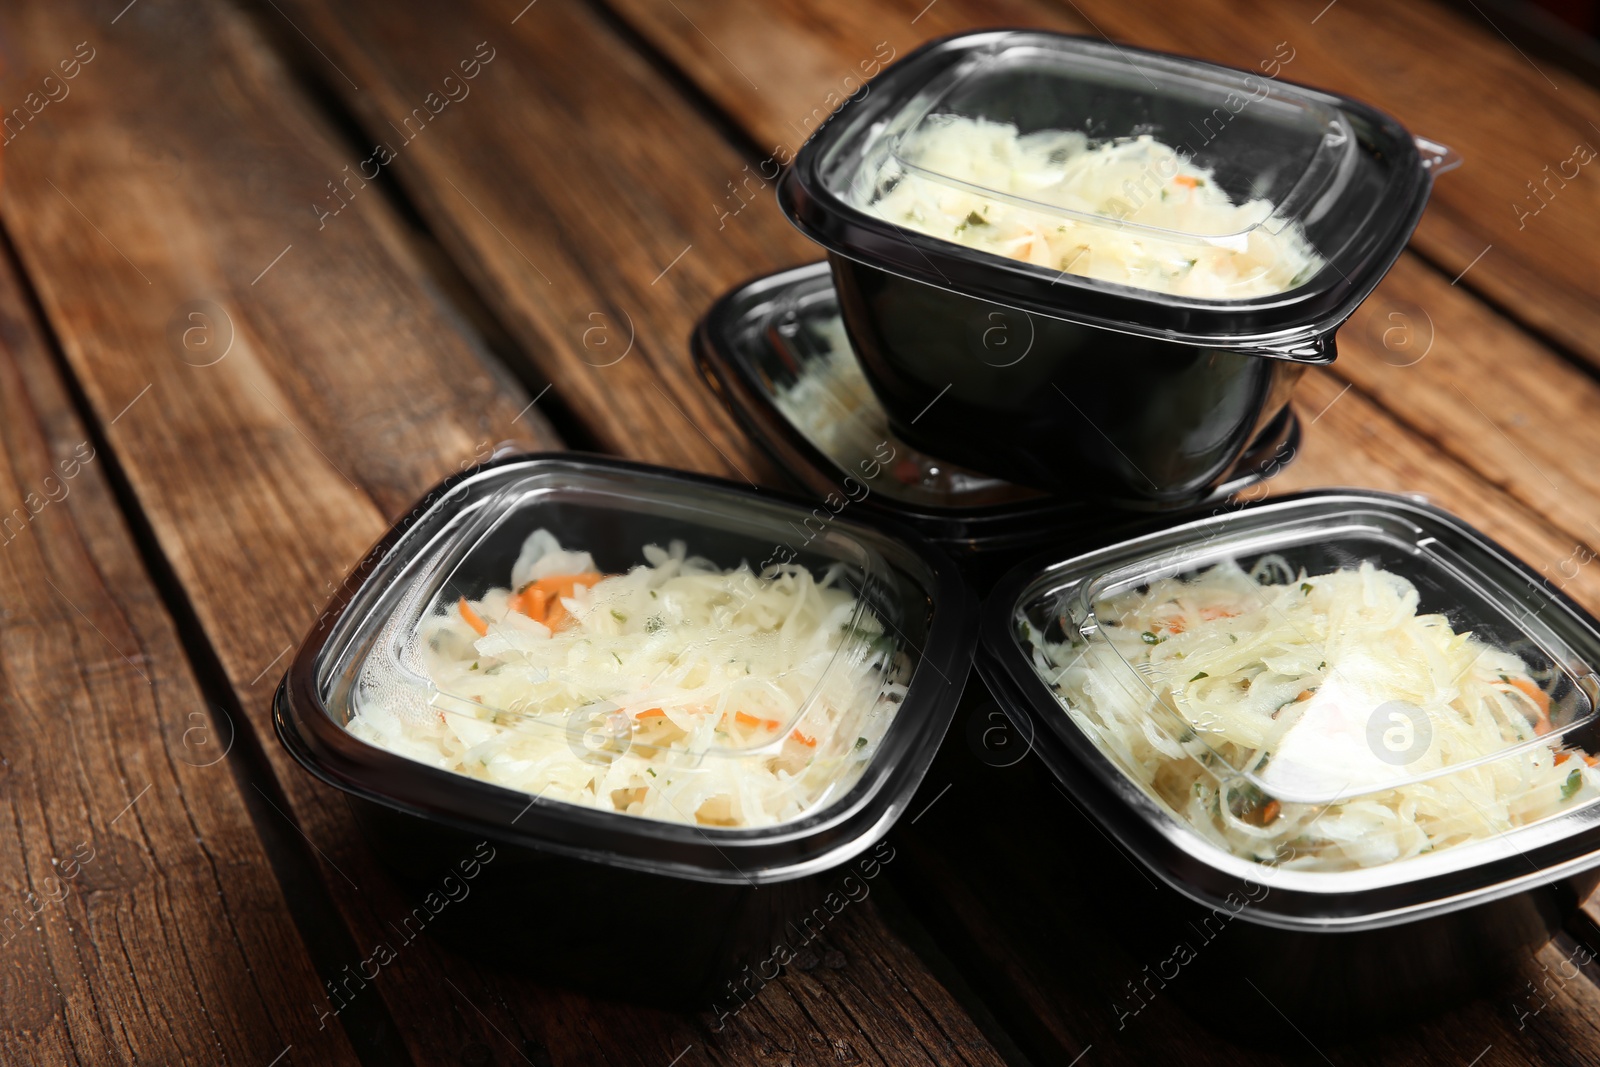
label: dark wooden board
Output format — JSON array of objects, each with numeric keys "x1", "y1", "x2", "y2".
[
  {"x1": 262, "y1": 0, "x2": 821, "y2": 482},
  {"x1": 0, "y1": 232, "x2": 360, "y2": 1063}
]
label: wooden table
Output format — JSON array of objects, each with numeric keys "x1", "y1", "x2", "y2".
[{"x1": 3, "y1": 0, "x2": 1600, "y2": 1063}]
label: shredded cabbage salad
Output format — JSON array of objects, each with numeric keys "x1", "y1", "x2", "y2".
[
  {"x1": 771, "y1": 317, "x2": 890, "y2": 471},
  {"x1": 349, "y1": 529, "x2": 905, "y2": 828},
  {"x1": 1027, "y1": 557, "x2": 1598, "y2": 871},
  {"x1": 858, "y1": 116, "x2": 1322, "y2": 297}
]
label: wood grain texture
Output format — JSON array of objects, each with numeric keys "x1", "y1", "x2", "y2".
[
  {"x1": 599, "y1": 0, "x2": 1600, "y2": 614},
  {"x1": 0, "y1": 0, "x2": 1011, "y2": 1064},
  {"x1": 0, "y1": 241, "x2": 360, "y2": 1063},
  {"x1": 266, "y1": 0, "x2": 816, "y2": 482}
]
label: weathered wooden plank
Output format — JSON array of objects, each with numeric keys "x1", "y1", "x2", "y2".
[
  {"x1": 0, "y1": 0, "x2": 1011, "y2": 1063},
  {"x1": 263, "y1": 0, "x2": 816, "y2": 481},
  {"x1": 0, "y1": 243, "x2": 361, "y2": 1063}
]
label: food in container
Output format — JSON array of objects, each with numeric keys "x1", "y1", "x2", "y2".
[
  {"x1": 692, "y1": 260, "x2": 1302, "y2": 569},
  {"x1": 857, "y1": 120, "x2": 1321, "y2": 297},
  {"x1": 777, "y1": 30, "x2": 1457, "y2": 502},
  {"x1": 347, "y1": 526, "x2": 902, "y2": 829},
  {"x1": 1026, "y1": 556, "x2": 1595, "y2": 871},
  {"x1": 978, "y1": 490, "x2": 1600, "y2": 1031},
  {"x1": 275, "y1": 454, "x2": 973, "y2": 1002}
]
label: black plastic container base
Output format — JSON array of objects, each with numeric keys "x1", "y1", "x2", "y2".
[
  {"x1": 343, "y1": 792, "x2": 827, "y2": 1008},
  {"x1": 691, "y1": 259, "x2": 1305, "y2": 581},
  {"x1": 831, "y1": 253, "x2": 1305, "y2": 505}
]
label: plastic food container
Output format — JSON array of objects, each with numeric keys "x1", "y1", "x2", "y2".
[
  {"x1": 692, "y1": 260, "x2": 1301, "y2": 575},
  {"x1": 274, "y1": 453, "x2": 974, "y2": 1002},
  {"x1": 976, "y1": 490, "x2": 1600, "y2": 1032},
  {"x1": 777, "y1": 31, "x2": 1456, "y2": 503}
]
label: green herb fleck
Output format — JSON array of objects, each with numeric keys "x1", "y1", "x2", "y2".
[
  {"x1": 1141, "y1": 631, "x2": 1163, "y2": 645},
  {"x1": 1300, "y1": 582, "x2": 1313, "y2": 595},
  {"x1": 611, "y1": 609, "x2": 627, "y2": 623},
  {"x1": 964, "y1": 210, "x2": 990, "y2": 227},
  {"x1": 646, "y1": 615, "x2": 666, "y2": 634},
  {"x1": 469, "y1": 661, "x2": 479, "y2": 671},
  {"x1": 855, "y1": 737, "x2": 868, "y2": 750},
  {"x1": 1189, "y1": 671, "x2": 1209, "y2": 682},
  {"x1": 611, "y1": 651, "x2": 622, "y2": 665},
  {"x1": 646, "y1": 768, "x2": 657, "y2": 778},
  {"x1": 649, "y1": 589, "x2": 658, "y2": 599},
  {"x1": 1563, "y1": 768, "x2": 1583, "y2": 801},
  {"x1": 1317, "y1": 661, "x2": 1326, "y2": 671},
  {"x1": 1228, "y1": 633, "x2": 1238, "y2": 643}
]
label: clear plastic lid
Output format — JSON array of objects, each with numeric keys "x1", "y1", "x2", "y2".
[
  {"x1": 783, "y1": 31, "x2": 1447, "y2": 346},
  {"x1": 1013, "y1": 501, "x2": 1600, "y2": 876},
  {"x1": 322, "y1": 459, "x2": 940, "y2": 834},
  {"x1": 849, "y1": 39, "x2": 1349, "y2": 298}
]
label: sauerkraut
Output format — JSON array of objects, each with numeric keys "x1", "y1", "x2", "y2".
[
  {"x1": 858, "y1": 116, "x2": 1321, "y2": 297},
  {"x1": 771, "y1": 317, "x2": 888, "y2": 471},
  {"x1": 1027, "y1": 558, "x2": 1598, "y2": 870},
  {"x1": 349, "y1": 529, "x2": 905, "y2": 828}
]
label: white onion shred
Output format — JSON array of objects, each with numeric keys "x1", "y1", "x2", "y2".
[
  {"x1": 858, "y1": 117, "x2": 1322, "y2": 297},
  {"x1": 1027, "y1": 559, "x2": 1597, "y2": 870},
  {"x1": 349, "y1": 529, "x2": 905, "y2": 828}
]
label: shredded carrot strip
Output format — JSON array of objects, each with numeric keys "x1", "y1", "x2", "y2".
[
  {"x1": 512, "y1": 573, "x2": 601, "y2": 629},
  {"x1": 518, "y1": 587, "x2": 549, "y2": 623},
  {"x1": 1586, "y1": 754, "x2": 1598, "y2": 767},
  {"x1": 791, "y1": 729, "x2": 817, "y2": 747},
  {"x1": 734, "y1": 711, "x2": 780, "y2": 731},
  {"x1": 1509, "y1": 677, "x2": 1553, "y2": 734},
  {"x1": 1162, "y1": 617, "x2": 1187, "y2": 635},
  {"x1": 1557, "y1": 751, "x2": 1572, "y2": 766},
  {"x1": 1199, "y1": 606, "x2": 1239, "y2": 621},
  {"x1": 1510, "y1": 677, "x2": 1551, "y2": 715},
  {"x1": 635, "y1": 708, "x2": 667, "y2": 720},
  {"x1": 1173, "y1": 174, "x2": 1199, "y2": 189},
  {"x1": 457, "y1": 597, "x2": 489, "y2": 637}
]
